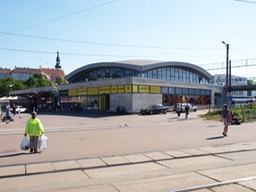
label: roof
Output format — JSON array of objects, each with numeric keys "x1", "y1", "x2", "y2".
[
  {"x1": 65, "y1": 60, "x2": 212, "y2": 82},
  {"x1": 41, "y1": 68, "x2": 65, "y2": 78},
  {"x1": 0, "y1": 68, "x2": 11, "y2": 74},
  {"x1": 11, "y1": 67, "x2": 41, "y2": 74},
  {"x1": 115, "y1": 60, "x2": 163, "y2": 66}
]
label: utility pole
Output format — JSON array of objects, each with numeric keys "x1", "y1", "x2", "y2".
[{"x1": 222, "y1": 41, "x2": 230, "y2": 98}]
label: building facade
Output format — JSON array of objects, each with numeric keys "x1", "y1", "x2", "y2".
[
  {"x1": 213, "y1": 74, "x2": 248, "y2": 96},
  {"x1": 11, "y1": 60, "x2": 224, "y2": 113},
  {"x1": 0, "y1": 52, "x2": 65, "y2": 82},
  {"x1": 0, "y1": 68, "x2": 11, "y2": 79}
]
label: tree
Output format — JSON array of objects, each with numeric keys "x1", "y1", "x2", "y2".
[
  {"x1": 0, "y1": 78, "x2": 27, "y2": 97},
  {"x1": 25, "y1": 73, "x2": 51, "y2": 88},
  {"x1": 55, "y1": 76, "x2": 67, "y2": 85}
]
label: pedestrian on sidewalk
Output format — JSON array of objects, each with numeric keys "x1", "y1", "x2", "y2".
[
  {"x1": 176, "y1": 103, "x2": 181, "y2": 118},
  {"x1": 24, "y1": 111, "x2": 44, "y2": 153},
  {"x1": 221, "y1": 104, "x2": 231, "y2": 136},
  {"x1": 185, "y1": 104, "x2": 190, "y2": 118}
]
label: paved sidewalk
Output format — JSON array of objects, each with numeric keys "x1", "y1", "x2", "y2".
[
  {"x1": 1, "y1": 142, "x2": 256, "y2": 191},
  {"x1": 1, "y1": 110, "x2": 256, "y2": 191}
]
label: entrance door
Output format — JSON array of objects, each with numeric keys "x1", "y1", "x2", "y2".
[{"x1": 99, "y1": 94, "x2": 110, "y2": 111}]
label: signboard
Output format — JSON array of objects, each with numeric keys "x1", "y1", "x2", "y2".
[
  {"x1": 77, "y1": 88, "x2": 87, "y2": 95},
  {"x1": 68, "y1": 89, "x2": 77, "y2": 96},
  {"x1": 150, "y1": 86, "x2": 161, "y2": 93},
  {"x1": 88, "y1": 87, "x2": 98, "y2": 95},
  {"x1": 111, "y1": 86, "x2": 117, "y2": 94},
  {"x1": 227, "y1": 93, "x2": 233, "y2": 101},
  {"x1": 99, "y1": 86, "x2": 111, "y2": 94},
  {"x1": 118, "y1": 85, "x2": 125, "y2": 93},
  {"x1": 125, "y1": 85, "x2": 132, "y2": 93},
  {"x1": 139, "y1": 85, "x2": 150, "y2": 93},
  {"x1": 133, "y1": 85, "x2": 138, "y2": 93}
]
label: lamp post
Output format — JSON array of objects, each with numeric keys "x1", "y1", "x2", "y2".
[
  {"x1": 222, "y1": 41, "x2": 230, "y2": 98},
  {"x1": 6, "y1": 84, "x2": 13, "y2": 97}
]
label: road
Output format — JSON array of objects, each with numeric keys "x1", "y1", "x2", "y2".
[
  {"x1": 1, "y1": 110, "x2": 256, "y2": 166},
  {"x1": 1, "y1": 110, "x2": 256, "y2": 191}
]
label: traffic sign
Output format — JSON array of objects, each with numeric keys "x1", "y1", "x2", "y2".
[{"x1": 227, "y1": 95, "x2": 233, "y2": 101}]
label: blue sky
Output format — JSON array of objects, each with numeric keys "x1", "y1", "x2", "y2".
[{"x1": 1, "y1": 0, "x2": 256, "y2": 77}]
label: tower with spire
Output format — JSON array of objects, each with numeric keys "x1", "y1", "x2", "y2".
[{"x1": 55, "y1": 51, "x2": 61, "y2": 70}]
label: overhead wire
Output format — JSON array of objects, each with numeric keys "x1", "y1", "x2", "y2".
[
  {"x1": 0, "y1": 31, "x2": 220, "y2": 50},
  {"x1": 235, "y1": 0, "x2": 256, "y2": 4},
  {"x1": 0, "y1": 0, "x2": 118, "y2": 38},
  {"x1": 0, "y1": 47, "x2": 222, "y2": 59}
]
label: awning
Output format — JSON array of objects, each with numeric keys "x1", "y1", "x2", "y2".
[{"x1": 0, "y1": 96, "x2": 29, "y2": 101}]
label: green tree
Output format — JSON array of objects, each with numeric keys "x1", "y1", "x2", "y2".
[
  {"x1": 25, "y1": 73, "x2": 51, "y2": 88},
  {"x1": 55, "y1": 76, "x2": 67, "y2": 85},
  {"x1": 0, "y1": 78, "x2": 27, "y2": 97}
]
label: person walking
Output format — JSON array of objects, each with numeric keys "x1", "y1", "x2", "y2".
[
  {"x1": 185, "y1": 104, "x2": 190, "y2": 118},
  {"x1": 176, "y1": 104, "x2": 181, "y2": 118},
  {"x1": 221, "y1": 104, "x2": 231, "y2": 136},
  {"x1": 24, "y1": 111, "x2": 44, "y2": 153}
]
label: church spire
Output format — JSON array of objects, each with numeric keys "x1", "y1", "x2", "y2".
[{"x1": 55, "y1": 51, "x2": 61, "y2": 70}]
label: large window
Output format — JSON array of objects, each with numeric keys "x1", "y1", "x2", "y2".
[
  {"x1": 143, "y1": 67, "x2": 208, "y2": 84},
  {"x1": 71, "y1": 66, "x2": 209, "y2": 84},
  {"x1": 82, "y1": 67, "x2": 140, "y2": 82}
]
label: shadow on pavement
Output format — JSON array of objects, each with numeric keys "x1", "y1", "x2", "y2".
[
  {"x1": 0, "y1": 152, "x2": 32, "y2": 159},
  {"x1": 37, "y1": 111, "x2": 131, "y2": 118},
  {"x1": 206, "y1": 136, "x2": 225, "y2": 140}
]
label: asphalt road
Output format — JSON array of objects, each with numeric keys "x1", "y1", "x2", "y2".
[{"x1": 1, "y1": 110, "x2": 256, "y2": 166}]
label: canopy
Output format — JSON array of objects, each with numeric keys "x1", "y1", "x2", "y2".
[{"x1": 0, "y1": 96, "x2": 29, "y2": 101}]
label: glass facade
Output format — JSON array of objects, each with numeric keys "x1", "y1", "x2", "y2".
[
  {"x1": 74, "y1": 66, "x2": 209, "y2": 84},
  {"x1": 161, "y1": 87, "x2": 211, "y2": 106}
]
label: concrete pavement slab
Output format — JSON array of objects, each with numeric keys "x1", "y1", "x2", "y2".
[
  {"x1": 52, "y1": 184, "x2": 119, "y2": 192},
  {"x1": 26, "y1": 162, "x2": 54, "y2": 174},
  {"x1": 227, "y1": 142, "x2": 256, "y2": 151},
  {"x1": 217, "y1": 151, "x2": 256, "y2": 162},
  {"x1": 180, "y1": 148, "x2": 211, "y2": 156},
  {"x1": 210, "y1": 183, "x2": 254, "y2": 192},
  {"x1": 144, "y1": 151, "x2": 173, "y2": 160},
  {"x1": 114, "y1": 172, "x2": 215, "y2": 192},
  {"x1": 123, "y1": 154, "x2": 152, "y2": 163},
  {"x1": 240, "y1": 178, "x2": 256, "y2": 190},
  {"x1": 198, "y1": 142, "x2": 255, "y2": 154},
  {"x1": 77, "y1": 158, "x2": 106, "y2": 168},
  {"x1": 200, "y1": 145, "x2": 233, "y2": 154},
  {"x1": 0, "y1": 165, "x2": 25, "y2": 177},
  {"x1": 0, "y1": 170, "x2": 89, "y2": 192},
  {"x1": 164, "y1": 150, "x2": 191, "y2": 158},
  {"x1": 199, "y1": 163, "x2": 256, "y2": 182},
  {"x1": 193, "y1": 189, "x2": 212, "y2": 192},
  {"x1": 85, "y1": 162, "x2": 167, "y2": 179},
  {"x1": 52, "y1": 160, "x2": 81, "y2": 171},
  {"x1": 157, "y1": 155, "x2": 230, "y2": 169},
  {"x1": 101, "y1": 156, "x2": 130, "y2": 165}
]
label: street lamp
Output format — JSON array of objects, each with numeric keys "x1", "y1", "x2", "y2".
[
  {"x1": 6, "y1": 84, "x2": 13, "y2": 97},
  {"x1": 222, "y1": 41, "x2": 230, "y2": 98}
]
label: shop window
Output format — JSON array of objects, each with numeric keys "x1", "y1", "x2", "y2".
[{"x1": 162, "y1": 87, "x2": 168, "y2": 94}]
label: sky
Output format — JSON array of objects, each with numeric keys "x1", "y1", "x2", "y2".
[{"x1": 1, "y1": 0, "x2": 256, "y2": 78}]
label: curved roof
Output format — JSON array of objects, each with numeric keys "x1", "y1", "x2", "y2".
[{"x1": 65, "y1": 60, "x2": 212, "y2": 82}]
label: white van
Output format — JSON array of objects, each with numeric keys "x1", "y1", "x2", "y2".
[
  {"x1": 173, "y1": 103, "x2": 197, "y2": 112},
  {"x1": 15, "y1": 105, "x2": 27, "y2": 113}
]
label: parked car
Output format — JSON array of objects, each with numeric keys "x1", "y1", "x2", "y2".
[
  {"x1": 14, "y1": 105, "x2": 28, "y2": 113},
  {"x1": 140, "y1": 104, "x2": 169, "y2": 115},
  {"x1": 173, "y1": 103, "x2": 197, "y2": 112}
]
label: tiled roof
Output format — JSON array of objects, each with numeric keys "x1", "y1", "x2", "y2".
[
  {"x1": 41, "y1": 68, "x2": 65, "y2": 78},
  {"x1": 0, "y1": 68, "x2": 11, "y2": 74},
  {"x1": 11, "y1": 67, "x2": 41, "y2": 74}
]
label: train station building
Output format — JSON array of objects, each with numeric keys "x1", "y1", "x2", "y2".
[{"x1": 11, "y1": 60, "x2": 224, "y2": 113}]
